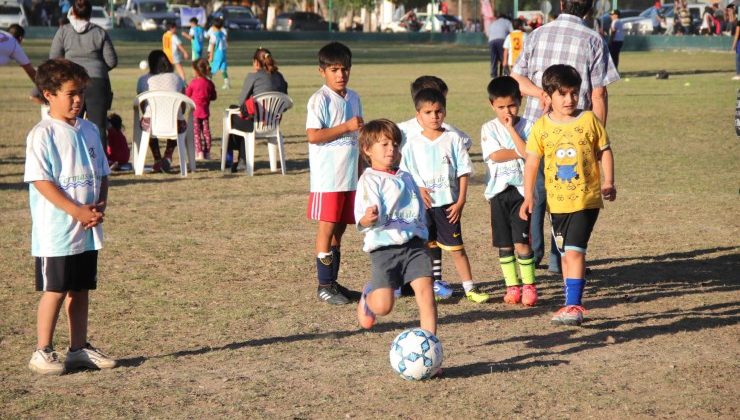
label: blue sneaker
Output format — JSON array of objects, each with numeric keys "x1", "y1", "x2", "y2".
[{"x1": 433, "y1": 280, "x2": 453, "y2": 301}]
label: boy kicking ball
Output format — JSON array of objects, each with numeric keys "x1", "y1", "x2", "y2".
[
  {"x1": 355, "y1": 119, "x2": 436, "y2": 334},
  {"x1": 520, "y1": 64, "x2": 616, "y2": 326},
  {"x1": 25, "y1": 59, "x2": 116, "y2": 374}
]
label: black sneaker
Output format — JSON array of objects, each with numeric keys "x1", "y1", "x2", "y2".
[
  {"x1": 335, "y1": 282, "x2": 361, "y2": 301},
  {"x1": 317, "y1": 283, "x2": 350, "y2": 305}
]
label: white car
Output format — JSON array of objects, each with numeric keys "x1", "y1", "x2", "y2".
[
  {"x1": 90, "y1": 6, "x2": 112, "y2": 30},
  {"x1": 0, "y1": 0, "x2": 27, "y2": 29},
  {"x1": 619, "y1": 3, "x2": 703, "y2": 35}
]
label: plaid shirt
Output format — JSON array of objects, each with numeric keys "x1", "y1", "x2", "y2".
[{"x1": 512, "y1": 14, "x2": 620, "y2": 122}]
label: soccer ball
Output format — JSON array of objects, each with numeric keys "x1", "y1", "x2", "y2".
[
  {"x1": 139, "y1": 60, "x2": 148, "y2": 71},
  {"x1": 389, "y1": 328, "x2": 443, "y2": 381}
]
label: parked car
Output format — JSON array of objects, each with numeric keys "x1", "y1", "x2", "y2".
[
  {"x1": 0, "y1": 0, "x2": 27, "y2": 29},
  {"x1": 115, "y1": 0, "x2": 178, "y2": 31},
  {"x1": 274, "y1": 11, "x2": 337, "y2": 31},
  {"x1": 209, "y1": 6, "x2": 262, "y2": 31},
  {"x1": 417, "y1": 13, "x2": 462, "y2": 32},
  {"x1": 619, "y1": 3, "x2": 703, "y2": 35},
  {"x1": 598, "y1": 9, "x2": 639, "y2": 35},
  {"x1": 90, "y1": 6, "x2": 112, "y2": 30}
]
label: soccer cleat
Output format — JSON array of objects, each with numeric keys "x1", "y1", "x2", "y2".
[
  {"x1": 521, "y1": 284, "x2": 538, "y2": 306},
  {"x1": 317, "y1": 283, "x2": 350, "y2": 305},
  {"x1": 550, "y1": 305, "x2": 587, "y2": 326},
  {"x1": 464, "y1": 287, "x2": 491, "y2": 303},
  {"x1": 503, "y1": 286, "x2": 522, "y2": 304},
  {"x1": 65, "y1": 343, "x2": 117, "y2": 370},
  {"x1": 357, "y1": 284, "x2": 376, "y2": 329},
  {"x1": 433, "y1": 280, "x2": 453, "y2": 301},
  {"x1": 28, "y1": 347, "x2": 65, "y2": 375}
]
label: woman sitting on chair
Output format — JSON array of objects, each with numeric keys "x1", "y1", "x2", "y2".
[
  {"x1": 229, "y1": 47, "x2": 288, "y2": 172},
  {"x1": 136, "y1": 49, "x2": 186, "y2": 173}
]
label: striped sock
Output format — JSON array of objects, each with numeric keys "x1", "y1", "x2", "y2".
[{"x1": 430, "y1": 245, "x2": 442, "y2": 282}]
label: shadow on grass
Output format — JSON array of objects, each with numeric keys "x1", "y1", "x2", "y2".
[{"x1": 620, "y1": 69, "x2": 729, "y2": 78}]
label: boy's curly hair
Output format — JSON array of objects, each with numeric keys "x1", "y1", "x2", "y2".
[
  {"x1": 35, "y1": 59, "x2": 90, "y2": 104},
  {"x1": 358, "y1": 119, "x2": 402, "y2": 164}
]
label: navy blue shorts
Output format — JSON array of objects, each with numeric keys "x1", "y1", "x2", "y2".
[
  {"x1": 35, "y1": 250, "x2": 98, "y2": 292},
  {"x1": 426, "y1": 205, "x2": 464, "y2": 251}
]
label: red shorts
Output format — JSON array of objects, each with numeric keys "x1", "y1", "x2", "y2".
[{"x1": 307, "y1": 191, "x2": 356, "y2": 224}]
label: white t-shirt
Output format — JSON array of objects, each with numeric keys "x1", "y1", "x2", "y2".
[
  {"x1": 0, "y1": 30, "x2": 29, "y2": 66},
  {"x1": 306, "y1": 85, "x2": 363, "y2": 192},
  {"x1": 397, "y1": 117, "x2": 473, "y2": 150},
  {"x1": 400, "y1": 129, "x2": 473, "y2": 207},
  {"x1": 24, "y1": 117, "x2": 110, "y2": 257},
  {"x1": 171, "y1": 33, "x2": 183, "y2": 62},
  {"x1": 481, "y1": 117, "x2": 533, "y2": 200},
  {"x1": 354, "y1": 168, "x2": 428, "y2": 252}
]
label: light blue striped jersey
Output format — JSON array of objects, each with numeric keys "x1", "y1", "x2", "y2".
[
  {"x1": 355, "y1": 168, "x2": 428, "y2": 252},
  {"x1": 481, "y1": 117, "x2": 533, "y2": 200},
  {"x1": 24, "y1": 118, "x2": 110, "y2": 257}
]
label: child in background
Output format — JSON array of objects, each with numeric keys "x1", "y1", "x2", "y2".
[
  {"x1": 208, "y1": 18, "x2": 229, "y2": 89},
  {"x1": 106, "y1": 113, "x2": 131, "y2": 171},
  {"x1": 24, "y1": 58, "x2": 116, "y2": 375},
  {"x1": 182, "y1": 17, "x2": 205, "y2": 60},
  {"x1": 166, "y1": 22, "x2": 189, "y2": 82},
  {"x1": 396, "y1": 75, "x2": 471, "y2": 300},
  {"x1": 306, "y1": 42, "x2": 363, "y2": 305},
  {"x1": 400, "y1": 88, "x2": 490, "y2": 304},
  {"x1": 502, "y1": 18, "x2": 526, "y2": 75},
  {"x1": 520, "y1": 64, "x2": 616, "y2": 326},
  {"x1": 185, "y1": 58, "x2": 217, "y2": 160},
  {"x1": 481, "y1": 76, "x2": 537, "y2": 306},
  {"x1": 355, "y1": 119, "x2": 437, "y2": 334}
]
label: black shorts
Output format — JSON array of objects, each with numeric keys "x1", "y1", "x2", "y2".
[
  {"x1": 489, "y1": 186, "x2": 531, "y2": 248},
  {"x1": 550, "y1": 209, "x2": 600, "y2": 255},
  {"x1": 369, "y1": 238, "x2": 433, "y2": 290},
  {"x1": 35, "y1": 250, "x2": 98, "y2": 292},
  {"x1": 426, "y1": 205, "x2": 464, "y2": 251}
]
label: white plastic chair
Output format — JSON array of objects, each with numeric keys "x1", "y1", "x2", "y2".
[
  {"x1": 221, "y1": 91, "x2": 293, "y2": 175},
  {"x1": 132, "y1": 91, "x2": 196, "y2": 177}
]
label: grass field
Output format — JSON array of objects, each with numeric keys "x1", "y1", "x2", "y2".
[{"x1": 1, "y1": 40, "x2": 739, "y2": 418}]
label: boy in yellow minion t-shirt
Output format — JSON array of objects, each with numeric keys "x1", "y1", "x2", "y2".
[{"x1": 520, "y1": 64, "x2": 616, "y2": 327}]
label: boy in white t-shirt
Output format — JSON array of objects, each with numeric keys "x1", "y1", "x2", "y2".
[
  {"x1": 481, "y1": 76, "x2": 537, "y2": 306},
  {"x1": 502, "y1": 19, "x2": 526, "y2": 75},
  {"x1": 396, "y1": 75, "x2": 471, "y2": 300},
  {"x1": 24, "y1": 59, "x2": 115, "y2": 375},
  {"x1": 166, "y1": 22, "x2": 189, "y2": 82},
  {"x1": 354, "y1": 119, "x2": 436, "y2": 335},
  {"x1": 306, "y1": 42, "x2": 364, "y2": 305},
  {"x1": 400, "y1": 88, "x2": 490, "y2": 304}
]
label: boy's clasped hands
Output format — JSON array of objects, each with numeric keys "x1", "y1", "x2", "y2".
[{"x1": 76, "y1": 201, "x2": 106, "y2": 229}]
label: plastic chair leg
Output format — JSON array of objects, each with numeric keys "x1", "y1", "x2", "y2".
[
  {"x1": 246, "y1": 132, "x2": 255, "y2": 176},
  {"x1": 134, "y1": 131, "x2": 151, "y2": 175},
  {"x1": 267, "y1": 138, "x2": 278, "y2": 172},
  {"x1": 176, "y1": 133, "x2": 187, "y2": 177},
  {"x1": 277, "y1": 132, "x2": 286, "y2": 175},
  {"x1": 221, "y1": 115, "x2": 229, "y2": 171}
]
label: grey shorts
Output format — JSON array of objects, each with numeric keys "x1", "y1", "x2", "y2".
[{"x1": 369, "y1": 237, "x2": 432, "y2": 290}]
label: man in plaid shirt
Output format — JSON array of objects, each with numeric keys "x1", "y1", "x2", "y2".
[{"x1": 511, "y1": 0, "x2": 619, "y2": 272}]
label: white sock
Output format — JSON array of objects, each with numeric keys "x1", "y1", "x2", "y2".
[{"x1": 462, "y1": 280, "x2": 475, "y2": 293}]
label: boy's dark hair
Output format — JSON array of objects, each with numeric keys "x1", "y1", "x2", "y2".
[
  {"x1": 541, "y1": 64, "x2": 582, "y2": 96},
  {"x1": 108, "y1": 113, "x2": 123, "y2": 130},
  {"x1": 413, "y1": 87, "x2": 446, "y2": 111},
  {"x1": 358, "y1": 119, "x2": 402, "y2": 164},
  {"x1": 214, "y1": 17, "x2": 224, "y2": 29},
  {"x1": 512, "y1": 18, "x2": 523, "y2": 30},
  {"x1": 72, "y1": 0, "x2": 92, "y2": 20},
  {"x1": 410, "y1": 75, "x2": 448, "y2": 99},
  {"x1": 189, "y1": 17, "x2": 199, "y2": 24},
  {"x1": 7, "y1": 24, "x2": 24, "y2": 41},
  {"x1": 147, "y1": 49, "x2": 173, "y2": 75},
  {"x1": 487, "y1": 76, "x2": 521, "y2": 102},
  {"x1": 166, "y1": 21, "x2": 177, "y2": 30},
  {"x1": 35, "y1": 58, "x2": 90, "y2": 103},
  {"x1": 561, "y1": 0, "x2": 593, "y2": 18},
  {"x1": 318, "y1": 42, "x2": 352, "y2": 69}
]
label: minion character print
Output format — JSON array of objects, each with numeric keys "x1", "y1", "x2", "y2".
[{"x1": 554, "y1": 142, "x2": 579, "y2": 183}]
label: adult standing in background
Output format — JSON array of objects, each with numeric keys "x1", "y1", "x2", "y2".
[
  {"x1": 487, "y1": 12, "x2": 512, "y2": 78},
  {"x1": 50, "y1": 0, "x2": 117, "y2": 148},
  {"x1": 0, "y1": 24, "x2": 35, "y2": 83},
  {"x1": 608, "y1": 9, "x2": 625, "y2": 69},
  {"x1": 511, "y1": 0, "x2": 619, "y2": 272}
]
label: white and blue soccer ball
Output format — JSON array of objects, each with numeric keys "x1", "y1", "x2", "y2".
[{"x1": 389, "y1": 328, "x2": 443, "y2": 381}]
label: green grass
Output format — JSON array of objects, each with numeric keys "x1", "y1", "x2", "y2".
[{"x1": 1, "y1": 41, "x2": 739, "y2": 418}]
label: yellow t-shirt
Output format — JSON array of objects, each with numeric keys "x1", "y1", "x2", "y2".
[
  {"x1": 509, "y1": 30, "x2": 524, "y2": 65},
  {"x1": 162, "y1": 32, "x2": 173, "y2": 63},
  {"x1": 526, "y1": 111, "x2": 610, "y2": 214}
]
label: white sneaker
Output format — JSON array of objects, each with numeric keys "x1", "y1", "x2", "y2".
[
  {"x1": 28, "y1": 347, "x2": 65, "y2": 375},
  {"x1": 65, "y1": 343, "x2": 117, "y2": 370}
]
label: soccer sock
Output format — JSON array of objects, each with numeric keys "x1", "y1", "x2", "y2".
[
  {"x1": 331, "y1": 245, "x2": 341, "y2": 283},
  {"x1": 499, "y1": 249, "x2": 520, "y2": 287},
  {"x1": 430, "y1": 245, "x2": 442, "y2": 282},
  {"x1": 517, "y1": 252, "x2": 536, "y2": 285},
  {"x1": 462, "y1": 281, "x2": 475, "y2": 293},
  {"x1": 316, "y1": 251, "x2": 334, "y2": 286},
  {"x1": 564, "y1": 278, "x2": 585, "y2": 306}
]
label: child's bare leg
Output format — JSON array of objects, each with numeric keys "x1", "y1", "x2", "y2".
[
  {"x1": 315, "y1": 220, "x2": 337, "y2": 254},
  {"x1": 449, "y1": 248, "x2": 473, "y2": 281},
  {"x1": 365, "y1": 287, "x2": 395, "y2": 316},
  {"x1": 563, "y1": 250, "x2": 585, "y2": 279},
  {"x1": 65, "y1": 290, "x2": 89, "y2": 350},
  {"x1": 175, "y1": 63, "x2": 186, "y2": 81},
  {"x1": 410, "y1": 277, "x2": 436, "y2": 335},
  {"x1": 37, "y1": 291, "x2": 66, "y2": 349}
]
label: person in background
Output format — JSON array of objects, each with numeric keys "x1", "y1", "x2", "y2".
[
  {"x1": 181, "y1": 17, "x2": 205, "y2": 60},
  {"x1": 186, "y1": 58, "x2": 217, "y2": 161},
  {"x1": 106, "y1": 113, "x2": 131, "y2": 171},
  {"x1": 608, "y1": 9, "x2": 625, "y2": 69},
  {"x1": 732, "y1": 15, "x2": 740, "y2": 80},
  {"x1": 487, "y1": 12, "x2": 513, "y2": 78},
  {"x1": 0, "y1": 24, "x2": 36, "y2": 83}
]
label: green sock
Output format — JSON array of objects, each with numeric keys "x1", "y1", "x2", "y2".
[
  {"x1": 517, "y1": 253, "x2": 536, "y2": 285},
  {"x1": 500, "y1": 255, "x2": 520, "y2": 287}
]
